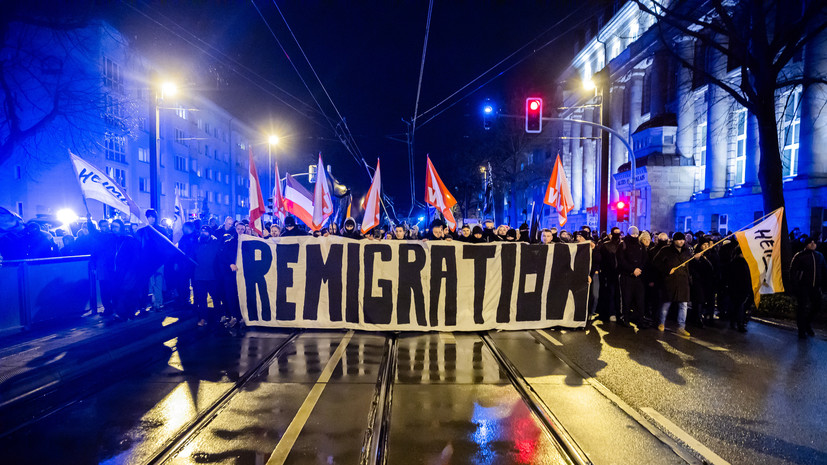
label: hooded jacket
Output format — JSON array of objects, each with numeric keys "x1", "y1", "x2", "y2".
[{"x1": 341, "y1": 217, "x2": 362, "y2": 239}]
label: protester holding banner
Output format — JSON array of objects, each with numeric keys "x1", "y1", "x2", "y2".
[
  {"x1": 618, "y1": 226, "x2": 649, "y2": 328},
  {"x1": 280, "y1": 216, "x2": 308, "y2": 237},
  {"x1": 791, "y1": 237, "x2": 827, "y2": 339}
]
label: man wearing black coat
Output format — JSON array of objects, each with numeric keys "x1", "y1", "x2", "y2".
[
  {"x1": 653, "y1": 232, "x2": 699, "y2": 336},
  {"x1": 791, "y1": 237, "x2": 827, "y2": 338},
  {"x1": 216, "y1": 222, "x2": 245, "y2": 327},
  {"x1": 596, "y1": 227, "x2": 622, "y2": 322},
  {"x1": 192, "y1": 226, "x2": 222, "y2": 326},
  {"x1": 617, "y1": 226, "x2": 649, "y2": 328}
]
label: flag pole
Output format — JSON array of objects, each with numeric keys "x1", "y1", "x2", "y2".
[{"x1": 668, "y1": 208, "x2": 782, "y2": 274}]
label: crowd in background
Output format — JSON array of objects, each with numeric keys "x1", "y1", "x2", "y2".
[{"x1": 1, "y1": 210, "x2": 824, "y2": 338}]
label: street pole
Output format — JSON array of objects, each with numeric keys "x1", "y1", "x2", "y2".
[
  {"x1": 598, "y1": 69, "x2": 610, "y2": 233},
  {"x1": 148, "y1": 72, "x2": 160, "y2": 215},
  {"x1": 268, "y1": 143, "x2": 272, "y2": 222}
]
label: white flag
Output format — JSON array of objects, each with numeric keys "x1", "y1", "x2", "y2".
[
  {"x1": 735, "y1": 207, "x2": 785, "y2": 307},
  {"x1": 69, "y1": 151, "x2": 143, "y2": 223},
  {"x1": 361, "y1": 159, "x2": 382, "y2": 234},
  {"x1": 312, "y1": 154, "x2": 333, "y2": 230},
  {"x1": 172, "y1": 192, "x2": 184, "y2": 243}
]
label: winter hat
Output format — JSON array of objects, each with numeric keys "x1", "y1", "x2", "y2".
[
  {"x1": 627, "y1": 226, "x2": 639, "y2": 236},
  {"x1": 672, "y1": 231, "x2": 686, "y2": 241},
  {"x1": 472, "y1": 225, "x2": 484, "y2": 235},
  {"x1": 506, "y1": 229, "x2": 517, "y2": 240},
  {"x1": 284, "y1": 216, "x2": 296, "y2": 227}
]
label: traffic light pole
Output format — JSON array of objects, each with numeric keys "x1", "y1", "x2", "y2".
[{"x1": 599, "y1": 73, "x2": 610, "y2": 233}]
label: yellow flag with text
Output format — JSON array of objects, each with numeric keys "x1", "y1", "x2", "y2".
[{"x1": 735, "y1": 207, "x2": 785, "y2": 307}]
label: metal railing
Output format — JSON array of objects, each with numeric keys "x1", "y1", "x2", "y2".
[{"x1": 0, "y1": 255, "x2": 96, "y2": 336}]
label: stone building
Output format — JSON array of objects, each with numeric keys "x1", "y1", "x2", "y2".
[{"x1": 549, "y1": 0, "x2": 827, "y2": 235}]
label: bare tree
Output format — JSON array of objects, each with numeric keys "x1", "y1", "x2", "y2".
[
  {"x1": 0, "y1": 3, "x2": 134, "y2": 169},
  {"x1": 633, "y1": 0, "x2": 827, "y2": 280}
]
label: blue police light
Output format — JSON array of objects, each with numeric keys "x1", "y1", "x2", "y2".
[{"x1": 483, "y1": 105, "x2": 494, "y2": 114}]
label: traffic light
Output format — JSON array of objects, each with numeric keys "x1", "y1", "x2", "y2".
[
  {"x1": 482, "y1": 99, "x2": 494, "y2": 130},
  {"x1": 616, "y1": 198, "x2": 629, "y2": 222},
  {"x1": 525, "y1": 97, "x2": 542, "y2": 133}
]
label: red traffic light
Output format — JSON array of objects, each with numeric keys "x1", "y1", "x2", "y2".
[
  {"x1": 525, "y1": 98, "x2": 543, "y2": 133},
  {"x1": 616, "y1": 201, "x2": 626, "y2": 209}
]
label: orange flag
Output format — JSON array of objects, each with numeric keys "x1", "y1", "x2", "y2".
[
  {"x1": 544, "y1": 154, "x2": 574, "y2": 226},
  {"x1": 425, "y1": 155, "x2": 457, "y2": 231},
  {"x1": 248, "y1": 148, "x2": 267, "y2": 235}
]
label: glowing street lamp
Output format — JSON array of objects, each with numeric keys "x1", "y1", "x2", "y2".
[
  {"x1": 149, "y1": 74, "x2": 178, "y2": 214},
  {"x1": 161, "y1": 81, "x2": 178, "y2": 98}
]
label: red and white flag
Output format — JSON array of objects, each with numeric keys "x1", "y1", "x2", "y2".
[
  {"x1": 248, "y1": 148, "x2": 266, "y2": 235},
  {"x1": 425, "y1": 155, "x2": 457, "y2": 231},
  {"x1": 272, "y1": 162, "x2": 286, "y2": 224},
  {"x1": 544, "y1": 154, "x2": 574, "y2": 226},
  {"x1": 283, "y1": 173, "x2": 315, "y2": 227},
  {"x1": 361, "y1": 159, "x2": 382, "y2": 234},
  {"x1": 312, "y1": 153, "x2": 333, "y2": 230}
]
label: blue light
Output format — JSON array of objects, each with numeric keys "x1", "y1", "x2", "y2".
[
  {"x1": 418, "y1": 216, "x2": 425, "y2": 221},
  {"x1": 483, "y1": 105, "x2": 494, "y2": 114}
]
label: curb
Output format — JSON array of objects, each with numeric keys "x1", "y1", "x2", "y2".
[{"x1": 750, "y1": 316, "x2": 827, "y2": 341}]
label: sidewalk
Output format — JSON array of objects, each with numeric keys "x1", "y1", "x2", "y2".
[
  {"x1": 751, "y1": 315, "x2": 827, "y2": 340},
  {"x1": 0, "y1": 308, "x2": 197, "y2": 433}
]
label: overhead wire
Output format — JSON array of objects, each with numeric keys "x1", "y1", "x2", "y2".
[
  {"x1": 408, "y1": 0, "x2": 435, "y2": 215},
  {"x1": 413, "y1": 5, "x2": 588, "y2": 123},
  {"x1": 119, "y1": 0, "x2": 326, "y2": 127},
  {"x1": 414, "y1": 5, "x2": 595, "y2": 131},
  {"x1": 270, "y1": 0, "x2": 370, "y2": 169}
]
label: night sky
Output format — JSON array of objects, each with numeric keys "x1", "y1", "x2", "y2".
[{"x1": 106, "y1": 0, "x2": 606, "y2": 215}]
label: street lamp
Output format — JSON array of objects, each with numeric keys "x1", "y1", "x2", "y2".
[{"x1": 148, "y1": 74, "x2": 177, "y2": 215}]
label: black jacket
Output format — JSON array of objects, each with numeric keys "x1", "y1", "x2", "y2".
[
  {"x1": 653, "y1": 244, "x2": 693, "y2": 302},
  {"x1": 791, "y1": 248, "x2": 827, "y2": 292},
  {"x1": 618, "y1": 236, "x2": 648, "y2": 277}
]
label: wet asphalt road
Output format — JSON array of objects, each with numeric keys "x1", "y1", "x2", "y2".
[{"x1": 0, "y1": 320, "x2": 823, "y2": 465}]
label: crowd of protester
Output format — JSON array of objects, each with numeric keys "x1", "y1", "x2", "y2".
[{"x1": 1, "y1": 209, "x2": 824, "y2": 338}]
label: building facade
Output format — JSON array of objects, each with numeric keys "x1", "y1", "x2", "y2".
[
  {"x1": 0, "y1": 21, "x2": 265, "y2": 225},
  {"x1": 548, "y1": 0, "x2": 827, "y2": 235}
]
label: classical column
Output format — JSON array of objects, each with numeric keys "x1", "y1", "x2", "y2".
[
  {"x1": 743, "y1": 111, "x2": 760, "y2": 189},
  {"x1": 569, "y1": 120, "x2": 583, "y2": 211},
  {"x1": 610, "y1": 84, "x2": 626, "y2": 202},
  {"x1": 628, "y1": 70, "x2": 645, "y2": 135},
  {"x1": 798, "y1": 27, "x2": 827, "y2": 182},
  {"x1": 675, "y1": 36, "x2": 696, "y2": 159},
  {"x1": 582, "y1": 107, "x2": 596, "y2": 209},
  {"x1": 704, "y1": 43, "x2": 729, "y2": 197}
]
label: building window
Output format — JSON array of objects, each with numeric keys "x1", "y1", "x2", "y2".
[
  {"x1": 15, "y1": 166, "x2": 22, "y2": 179},
  {"x1": 174, "y1": 128, "x2": 187, "y2": 146},
  {"x1": 207, "y1": 191, "x2": 214, "y2": 203},
  {"x1": 204, "y1": 122, "x2": 211, "y2": 134},
  {"x1": 17, "y1": 202, "x2": 23, "y2": 217},
  {"x1": 214, "y1": 149, "x2": 219, "y2": 160},
  {"x1": 105, "y1": 166, "x2": 127, "y2": 188},
  {"x1": 138, "y1": 147, "x2": 149, "y2": 163},
  {"x1": 692, "y1": 42, "x2": 706, "y2": 89},
  {"x1": 641, "y1": 72, "x2": 651, "y2": 115},
  {"x1": 781, "y1": 86, "x2": 801, "y2": 177},
  {"x1": 176, "y1": 105, "x2": 187, "y2": 120},
  {"x1": 104, "y1": 94, "x2": 124, "y2": 128},
  {"x1": 174, "y1": 182, "x2": 188, "y2": 197},
  {"x1": 237, "y1": 195, "x2": 246, "y2": 208},
  {"x1": 695, "y1": 120, "x2": 707, "y2": 191},
  {"x1": 206, "y1": 168, "x2": 212, "y2": 181},
  {"x1": 190, "y1": 158, "x2": 198, "y2": 174},
  {"x1": 102, "y1": 56, "x2": 123, "y2": 93},
  {"x1": 204, "y1": 145, "x2": 209, "y2": 158},
  {"x1": 734, "y1": 108, "x2": 747, "y2": 185},
  {"x1": 104, "y1": 133, "x2": 126, "y2": 163},
  {"x1": 139, "y1": 177, "x2": 149, "y2": 192},
  {"x1": 224, "y1": 194, "x2": 230, "y2": 205},
  {"x1": 174, "y1": 155, "x2": 187, "y2": 172},
  {"x1": 622, "y1": 85, "x2": 630, "y2": 125}
]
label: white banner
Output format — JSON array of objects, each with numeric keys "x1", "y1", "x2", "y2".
[{"x1": 236, "y1": 236, "x2": 591, "y2": 331}]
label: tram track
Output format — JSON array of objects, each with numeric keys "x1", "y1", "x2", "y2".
[
  {"x1": 359, "y1": 333, "x2": 397, "y2": 465},
  {"x1": 144, "y1": 330, "x2": 301, "y2": 465},
  {"x1": 480, "y1": 332, "x2": 593, "y2": 465}
]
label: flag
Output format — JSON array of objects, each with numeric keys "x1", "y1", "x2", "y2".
[
  {"x1": 69, "y1": 151, "x2": 143, "y2": 223},
  {"x1": 272, "y1": 162, "x2": 286, "y2": 224},
  {"x1": 312, "y1": 154, "x2": 333, "y2": 230},
  {"x1": 346, "y1": 193, "x2": 352, "y2": 219},
  {"x1": 283, "y1": 173, "x2": 315, "y2": 227},
  {"x1": 735, "y1": 207, "x2": 785, "y2": 307},
  {"x1": 248, "y1": 148, "x2": 266, "y2": 235},
  {"x1": 172, "y1": 191, "x2": 184, "y2": 244},
  {"x1": 425, "y1": 156, "x2": 457, "y2": 231},
  {"x1": 361, "y1": 159, "x2": 382, "y2": 234},
  {"x1": 544, "y1": 154, "x2": 574, "y2": 226}
]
